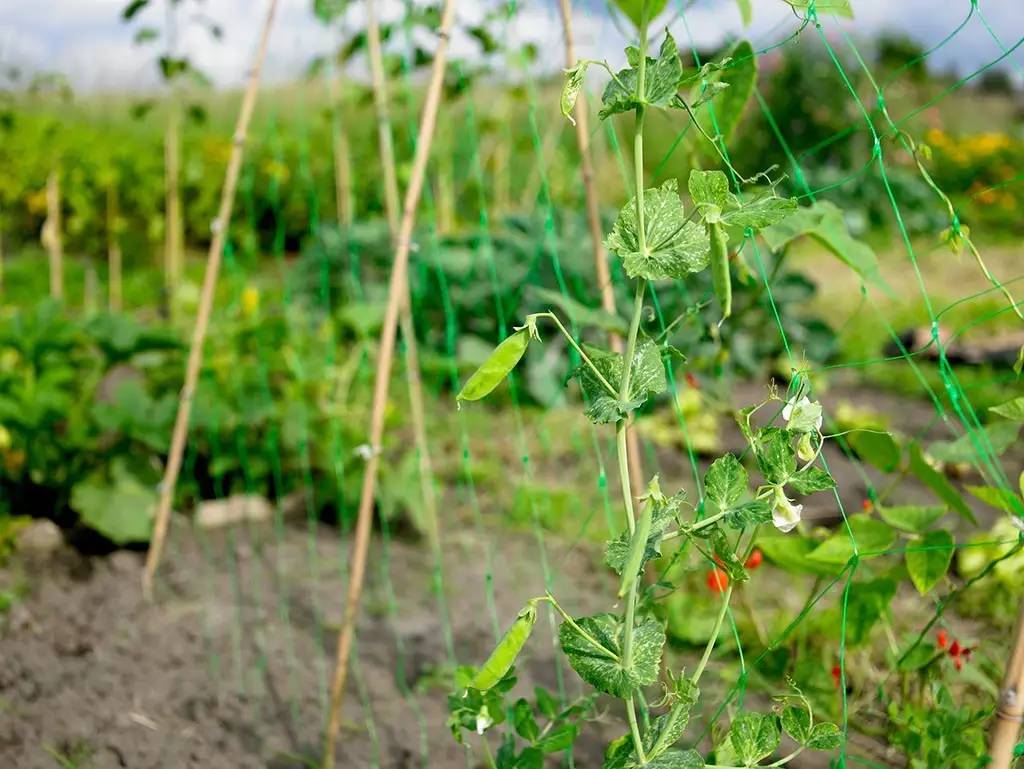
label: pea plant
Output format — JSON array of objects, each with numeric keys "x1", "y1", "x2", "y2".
[{"x1": 448, "y1": 2, "x2": 844, "y2": 767}]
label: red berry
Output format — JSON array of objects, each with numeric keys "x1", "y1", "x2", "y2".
[
  {"x1": 954, "y1": 657, "x2": 964, "y2": 671},
  {"x1": 937, "y1": 629, "x2": 948, "y2": 649},
  {"x1": 685, "y1": 372, "x2": 700, "y2": 390},
  {"x1": 831, "y1": 665, "x2": 842, "y2": 687},
  {"x1": 949, "y1": 640, "x2": 962, "y2": 657},
  {"x1": 861, "y1": 499, "x2": 872, "y2": 512},
  {"x1": 744, "y1": 549, "x2": 763, "y2": 570},
  {"x1": 706, "y1": 569, "x2": 729, "y2": 593}
]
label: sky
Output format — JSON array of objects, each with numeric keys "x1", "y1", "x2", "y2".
[{"x1": 0, "y1": 0, "x2": 1022, "y2": 93}]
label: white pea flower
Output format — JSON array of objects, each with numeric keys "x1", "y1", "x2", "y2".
[
  {"x1": 772, "y1": 487, "x2": 803, "y2": 533},
  {"x1": 475, "y1": 707, "x2": 493, "y2": 735},
  {"x1": 796, "y1": 432, "x2": 816, "y2": 463},
  {"x1": 783, "y1": 395, "x2": 823, "y2": 434},
  {"x1": 1011, "y1": 516, "x2": 1024, "y2": 533}
]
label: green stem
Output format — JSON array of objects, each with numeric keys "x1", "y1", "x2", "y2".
[
  {"x1": 626, "y1": 693, "x2": 647, "y2": 764},
  {"x1": 543, "y1": 593, "x2": 619, "y2": 660},
  {"x1": 692, "y1": 584, "x2": 733, "y2": 684},
  {"x1": 538, "y1": 311, "x2": 618, "y2": 397}
]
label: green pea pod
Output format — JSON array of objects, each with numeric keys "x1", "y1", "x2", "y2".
[
  {"x1": 470, "y1": 600, "x2": 539, "y2": 691},
  {"x1": 456, "y1": 328, "x2": 531, "y2": 402},
  {"x1": 709, "y1": 221, "x2": 731, "y2": 322},
  {"x1": 618, "y1": 498, "x2": 653, "y2": 598}
]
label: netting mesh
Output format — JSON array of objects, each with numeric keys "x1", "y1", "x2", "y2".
[{"x1": 3, "y1": 0, "x2": 1023, "y2": 767}]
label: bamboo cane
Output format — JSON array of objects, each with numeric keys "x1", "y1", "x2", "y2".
[
  {"x1": 142, "y1": 0, "x2": 280, "y2": 597},
  {"x1": 556, "y1": 0, "x2": 645, "y2": 496},
  {"x1": 44, "y1": 169, "x2": 64, "y2": 301},
  {"x1": 107, "y1": 183, "x2": 123, "y2": 312},
  {"x1": 989, "y1": 600, "x2": 1024, "y2": 767},
  {"x1": 322, "y1": 2, "x2": 456, "y2": 765}
]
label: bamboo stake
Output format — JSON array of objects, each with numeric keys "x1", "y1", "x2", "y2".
[
  {"x1": 43, "y1": 169, "x2": 64, "y2": 301},
  {"x1": 556, "y1": 0, "x2": 645, "y2": 495},
  {"x1": 107, "y1": 183, "x2": 123, "y2": 312},
  {"x1": 322, "y1": 1, "x2": 456, "y2": 765},
  {"x1": 989, "y1": 600, "x2": 1024, "y2": 767},
  {"x1": 142, "y1": 0, "x2": 280, "y2": 597},
  {"x1": 363, "y1": 0, "x2": 441, "y2": 549}
]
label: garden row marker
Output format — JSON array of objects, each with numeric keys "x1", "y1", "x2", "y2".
[
  {"x1": 556, "y1": 0, "x2": 646, "y2": 503},
  {"x1": 142, "y1": 0, "x2": 281, "y2": 598},
  {"x1": 321, "y1": 0, "x2": 457, "y2": 765},
  {"x1": 989, "y1": 601, "x2": 1024, "y2": 768},
  {"x1": 364, "y1": 0, "x2": 441, "y2": 553}
]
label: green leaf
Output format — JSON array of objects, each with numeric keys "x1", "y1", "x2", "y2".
[
  {"x1": 516, "y1": 747, "x2": 544, "y2": 769},
  {"x1": 535, "y1": 724, "x2": 578, "y2": 753},
  {"x1": 688, "y1": 169, "x2": 730, "y2": 212},
  {"x1": 755, "y1": 427, "x2": 796, "y2": 484},
  {"x1": 645, "y1": 749, "x2": 704, "y2": 769},
  {"x1": 735, "y1": 0, "x2": 752, "y2": 24},
  {"x1": 906, "y1": 529, "x2": 955, "y2": 595},
  {"x1": 727, "y1": 712, "x2": 780, "y2": 765},
  {"x1": 781, "y1": 704, "x2": 811, "y2": 744},
  {"x1": 605, "y1": 480, "x2": 683, "y2": 575},
  {"x1": 572, "y1": 339, "x2": 667, "y2": 424},
  {"x1": 71, "y1": 467, "x2": 155, "y2": 545},
  {"x1": 122, "y1": 0, "x2": 149, "y2": 20},
  {"x1": 606, "y1": 179, "x2": 709, "y2": 281},
  {"x1": 908, "y1": 443, "x2": 975, "y2": 524},
  {"x1": 723, "y1": 195, "x2": 798, "y2": 230},
  {"x1": 992, "y1": 397, "x2": 1024, "y2": 422},
  {"x1": 762, "y1": 201, "x2": 884, "y2": 288},
  {"x1": 724, "y1": 499, "x2": 772, "y2": 529},
  {"x1": 558, "y1": 614, "x2": 664, "y2": 698},
  {"x1": 561, "y1": 60, "x2": 590, "y2": 123},
  {"x1": 646, "y1": 679, "x2": 700, "y2": 758},
  {"x1": 807, "y1": 515, "x2": 896, "y2": 564},
  {"x1": 513, "y1": 698, "x2": 540, "y2": 741},
  {"x1": 686, "y1": 40, "x2": 756, "y2": 146},
  {"x1": 704, "y1": 454, "x2": 747, "y2": 511},
  {"x1": 928, "y1": 421, "x2": 1021, "y2": 463},
  {"x1": 966, "y1": 485, "x2": 1024, "y2": 516},
  {"x1": 837, "y1": 578, "x2": 897, "y2": 646},
  {"x1": 806, "y1": 722, "x2": 843, "y2": 750},
  {"x1": 758, "y1": 533, "x2": 843, "y2": 576},
  {"x1": 848, "y1": 430, "x2": 901, "y2": 472},
  {"x1": 600, "y1": 32, "x2": 683, "y2": 119},
  {"x1": 457, "y1": 327, "x2": 532, "y2": 402},
  {"x1": 710, "y1": 528, "x2": 748, "y2": 582},
  {"x1": 611, "y1": 0, "x2": 669, "y2": 27},
  {"x1": 877, "y1": 505, "x2": 946, "y2": 533},
  {"x1": 784, "y1": 0, "x2": 853, "y2": 18},
  {"x1": 788, "y1": 466, "x2": 836, "y2": 495}
]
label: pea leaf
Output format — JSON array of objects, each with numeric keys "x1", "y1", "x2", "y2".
[
  {"x1": 755, "y1": 427, "x2": 796, "y2": 484},
  {"x1": 723, "y1": 195, "x2": 798, "y2": 230},
  {"x1": 781, "y1": 704, "x2": 811, "y2": 744},
  {"x1": 457, "y1": 326, "x2": 532, "y2": 402},
  {"x1": 558, "y1": 614, "x2": 664, "y2": 698},
  {"x1": 877, "y1": 505, "x2": 946, "y2": 533},
  {"x1": 908, "y1": 443, "x2": 975, "y2": 524},
  {"x1": 645, "y1": 679, "x2": 699, "y2": 758},
  {"x1": 688, "y1": 169, "x2": 730, "y2": 211},
  {"x1": 685, "y1": 40, "x2": 756, "y2": 146},
  {"x1": 735, "y1": 0, "x2": 752, "y2": 24},
  {"x1": 704, "y1": 454, "x2": 747, "y2": 511},
  {"x1": 600, "y1": 32, "x2": 682, "y2": 118},
  {"x1": 928, "y1": 421, "x2": 1021, "y2": 463},
  {"x1": 758, "y1": 533, "x2": 844, "y2": 576},
  {"x1": 644, "y1": 749, "x2": 704, "y2": 768},
  {"x1": 787, "y1": 466, "x2": 836, "y2": 495},
  {"x1": 606, "y1": 179, "x2": 709, "y2": 281},
  {"x1": 991, "y1": 396, "x2": 1024, "y2": 422},
  {"x1": 784, "y1": 0, "x2": 853, "y2": 18},
  {"x1": 966, "y1": 485, "x2": 1024, "y2": 515},
  {"x1": 535, "y1": 723, "x2": 578, "y2": 753},
  {"x1": 572, "y1": 339, "x2": 667, "y2": 424},
  {"x1": 807, "y1": 515, "x2": 896, "y2": 564},
  {"x1": 848, "y1": 430, "x2": 901, "y2": 472},
  {"x1": 837, "y1": 578, "x2": 897, "y2": 646},
  {"x1": 561, "y1": 60, "x2": 590, "y2": 123},
  {"x1": 724, "y1": 499, "x2": 772, "y2": 529},
  {"x1": 513, "y1": 698, "x2": 540, "y2": 741},
  {"x1": 806, "y1": 722, "x2": 843, "y2": 750},
  {"x1": 727, "y1": 712, "x2": 780, "y2": 765},
  {"x1": 906, "y1": 529, "x2": 954, "y2": 595},
  {"x1": 605, "y1": 481, "x2": 684, "y2": 574},
  {"x1": 710, "y1": 528, "x2": 748, "y2": 582},
  {"x1": 762, "y1": 201, "x2": 885, "y2": 288},
  {"x1": 72, "y1": 468, "x2": 155, "y2": 545},
  {"x1": 611, "y1": 0, "x2": 669, "y2": 28}
]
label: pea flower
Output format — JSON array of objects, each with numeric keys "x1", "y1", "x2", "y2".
[
  {"x1": 783, "y1": 395, "x2": 823, "y2": 433},
  {"x1": 772, "y1": 487, "x2": 803, "y2": 533},
  {"x1": 475, "y1": 707, "x2": 493, "y2": 735}
]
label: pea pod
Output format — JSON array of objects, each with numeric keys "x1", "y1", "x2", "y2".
[
  {"x1": 709, "y1": 221, "x2": 731, "y2": 322},
  {"x1": 618, "y1": 498, "x2": 653, "y2": 598},
  {"x1": 456, "y1": 328, "x2": 531, "y2": 403},
  {"x1": 470, "y1": 600, "x2": 539, "y2": 691}
]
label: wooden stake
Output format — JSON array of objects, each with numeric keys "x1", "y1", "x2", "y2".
[
  {"x1": 107, "y1": 183, "x2": 123, "y2": 312},
  {"x1": 989, "y1": 600, "x2": 1024, "y2": 768},
  {"x1": 43, "y1": 168, "x2": 64, "y2": 301},
  {"x1": 556, "y1": 0, "x2": 645, "y2": 495},
  {"x1": 322, "y1": 1, "x2": 456, "y2": 765},
  {"x1": 142, "y1": 0, "x2": 280, "y2": 597}
]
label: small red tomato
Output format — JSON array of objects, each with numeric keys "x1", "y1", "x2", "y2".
[
  {"x1": 949, "y1": 640, "x2": 962, "y2": 657},
  {"x1": 744, "y1": 549, "x2": 763, "y2": 570},
  {"x1": 937, "y1": 629, "x2": 948, "y2": 649},
  {"x1": 831, "y1": 665, "x2": 842, "y2": 687},
  {"x1": 706, "y1": 569, "x2": 729, "y2": 593},
  {"x1": 954, "y1": 657, "x2": 964, "y2": 671},
  {"x1": 685, "y1": 371, "x2": 700, "y2": 390},
  {"x1": 861, "y1": 499, "x2": 872, "y2": 512}
]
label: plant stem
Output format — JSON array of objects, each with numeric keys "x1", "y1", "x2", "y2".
[
  {"x1": 540, "y1": 311, "x2": 618, "y2": 397},
  {"x1": 626, "y1": 693, "x2": 647, "y2": 764},
  {"x1": 692, "y1": 584, "x2": 733, "y2": 684}
]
